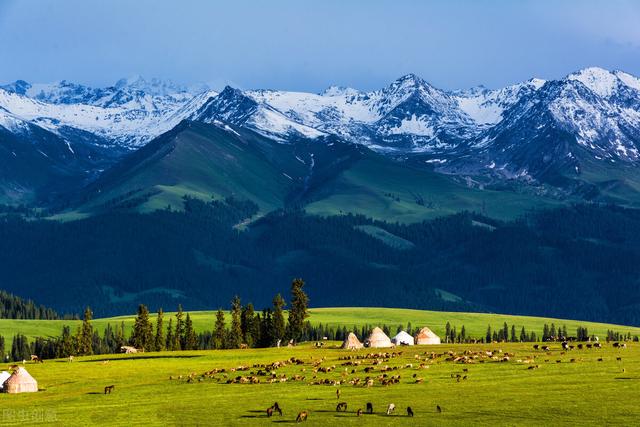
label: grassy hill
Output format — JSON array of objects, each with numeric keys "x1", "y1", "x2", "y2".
[
  {"x1": 0, "y1": 341, "x2": 638, "y2": 425},
  {"x1": 66, "y1": 120, "x2": 562, "y2": 222},
  {"x1": 3, "y1": 307, "x2": 639, "y2": 341}
]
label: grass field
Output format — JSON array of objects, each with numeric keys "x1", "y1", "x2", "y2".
[
  {"x1": 1, "y1": 340, "x2": 638, "y2": 426},
  {"x1": 3, "y1": 308, "x2": 639, "y2": 342}
]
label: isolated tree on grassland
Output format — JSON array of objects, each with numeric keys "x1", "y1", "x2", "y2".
[
  {"x1": 155, "y1": 309, "x2": 165, "y2": 351},
  {"x1": 288, "y1": 278, "x2": 309, "y2": 342},
  {"x1": 77, "y1": 307, "x2": 94, "y2": 356},
  {"x1": 214, "y1": 309, "x2": 226, "y2": 349},
  {"x1": 228, "y1": 296, "x2": 243, "y2": 349},
  {"x1": 272, "y1": 294, "x2": 286, "y2": 345}
]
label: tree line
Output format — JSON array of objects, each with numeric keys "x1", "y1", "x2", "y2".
[{"x1": 0, "y1": 289, "x2": 62, "y2": 320}]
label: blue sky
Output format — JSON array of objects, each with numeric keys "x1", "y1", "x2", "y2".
[{"x1": 1, "y1": 0, "x2": 639, "y2": 91}]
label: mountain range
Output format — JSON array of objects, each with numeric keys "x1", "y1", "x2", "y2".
[{"x1": 2, "y1": 68, "x2": 640, "y2": 218}]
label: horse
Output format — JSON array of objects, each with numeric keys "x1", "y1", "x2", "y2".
[
  {"x1": 104, "y1": 385, "x2": 115, "y2": 394},
  {"x1": 296, "y1": 411, "x2": 308, "y2": 422}
]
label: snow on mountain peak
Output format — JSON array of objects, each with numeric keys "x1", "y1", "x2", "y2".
[{"x1": 567, "y1": 67, "x2": 618, "y2": 97}]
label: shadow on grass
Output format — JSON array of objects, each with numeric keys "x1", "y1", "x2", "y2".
[
  {"x1": 80, "y1": 355, "x2": 201, "y2": 362},
  {"x1": 86, "y1": 392, "x2": 103, "y2": 395}
]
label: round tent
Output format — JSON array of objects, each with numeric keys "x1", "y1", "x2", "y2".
[
  {"x1": 0, "y1": 371, "x2": 10, "y2": 392},
  {"x1": 341, "y1": 332, "x2": 364, "y2": 350},
  {"x1": 365, "y1": 327, "x2": 393, "y2": 348},
  {"x1": 391, "y1": 330, "x2": 415, "y2": 346},
  {"x1": 3, "y1": 367, "x2": 38, "y2": 393},
  {"x1": 415, "y1": 327, "x2": 441, "y2": 345}
]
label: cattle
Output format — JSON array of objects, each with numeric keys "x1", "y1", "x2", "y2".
[
  {"x1": 386, "y1": 403, "x2": 396, "y2": 415},
  {"x1": 407, "y1": 407, "x2": 414, "y2": 417},
  {"x1": 336, "y1": 402, "x2": 347, "y2": 412},
  {"x1": 104, "y1": 385, "x2": 115, "y2": 394},
  {"x1": 296, "y1": 411, "x2": 308, "y2": 422},
  {"x1": 533, "y1": 344, "x2": 539, "y2": 350},
  {"x1": 273, "y1": 402, "x2": 282, "y2": 416},
  {"x1": 561, "y1": 342, "x2": 569, "y2": 350},
  {"x1": 366, "y1": 402, "x2": 373, "y2": 414}
]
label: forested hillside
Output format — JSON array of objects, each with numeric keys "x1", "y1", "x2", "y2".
[
  {"x1": 0, "y1": 289, "x2": 59, "y2": 319},
  {"x1": 1, "y1": 199, "x2": 640, "y2": 325}
]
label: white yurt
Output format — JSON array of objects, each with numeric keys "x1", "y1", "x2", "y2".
[
  {"x1": 365, "y1": 327, "x2": 393, "y2": 348},
  {"x1": 341, "y1": 332, "x2": 364, "y2": 350},
  {"x1": 415, "y1": 327, "x2": 441, "y2": 345},
  {"x1": 391, "y1": 330, "x2": 415, "y2": 346},
  {"x1": 0, "y1": 371, "x2": 10, "y2": 391},
  {"x1": 2, "y1": 367, "x2": 38, "y2": 393}
]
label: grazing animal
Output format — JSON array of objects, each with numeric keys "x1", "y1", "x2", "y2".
[
  {"x1": 533, "y1": 344, "x2": 539, "y2": 350},
  {"x1": 267, "y1": 407, "x2": 274, "y2": 417},
  {"x1": 617, "y1": 357, "x2": 622, "y2": 361},
  {"x1": 407, "y1": 407, "x2": 414, "y2": 417},
  {"x1": 296, "y1": 411, "x2": 308, "y2": 422},
  {"x1": 436, "y1": 405, "x2": 442, "y2": 413},
  {"x1": 366, "y1": 402, "x2": 373, "y2": 414},
  {"x1": 386, "y1": 403, "x2": 396, "y2": 415},
  {"x1": 68, "y1": 355, "x2": 74, "y2": 362},
  {"x1": 357, "y1": 408, "x2": 363, "y2": 417},
  {"x1": 273, "y1": 402, "x2": 282, "y2": 416},
  {"x1": 104, "y1": 385, "x2": 115, "y2": 394},
  {"x1": 336, "y1": 402, "x2": 347, "y2": 412}
]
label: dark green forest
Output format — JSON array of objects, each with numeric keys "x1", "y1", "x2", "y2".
[{"x1": 1, "y1": 197, "x2": 640, "y2": 325}]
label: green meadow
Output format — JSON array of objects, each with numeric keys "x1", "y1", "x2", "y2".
[
  {"x1": 3, "y1": 307, "x2": 640, "y2": 342},
  {"x1": 1, "y1": 341, "x2": 638, "y2": 426}
]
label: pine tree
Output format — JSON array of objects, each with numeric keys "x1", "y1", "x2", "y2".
[
  {"x1": 77, "y1": 307, "x2": 94, "y2": 356},
  {"x1": 445, "y1": 322, "x2": 451, "y2": 344},
  {"x1": 183, "y1": 313, "x2": 197, "y2": 350},
  {"x1": 0, "y1": 335, "x2": 5, "y2": 362},
  {"x1": 550, "y1": 323, "x2": 557, "y2": 340},
  {"x1": 502, "y1": 322, "x2": 509, "y2": 342},
  {"x1": 460, "y1": 325, "x2": 466, "y2": 343},
  {"x1": 131, "y1": 304, "x2": 154, "y2": 351},
  {"x1": 259, "y1": 309, "x2": 274, "y2": 348},
  {"x1": 229, "y1": 296, "x2": 243, "y2": 349},
  {"x1": 542, "y1": 324, "x2": 550, "y2": 341},
  {"x1": 214, "y1": 309, "x2": 226, "y2": 349},
  {"x1": 241, "y1": 303, "x2": 256, "y2": 347},
  {"x1": 116, "y1": 321, "x2": 126, "y2": 349},
  {"x1": 166, "y1": 318, "x2": 175, "y2": 350},
  {"x1": 155, "y1": 309, "x2": 165, "y2": 351},
  {"x1": 174, "y1": 305, "x2": 184, "y2": 350},
  {"x1": 272, "y1": 294, "x2": 286, "y2": 345},
  {"x1": 511, "y1": 325, "x2": 517, "y2": 342},
  {"x1": 58, "y1": 325, "x2": 75, "y2": 357},
  {"x1": 288, "y1": 278, "x2": 309, "y2": 342},
  {"x1": 11, "y1": 334, "x2": 30, "y2": 362},
  {"x1": 520, "y1": 326, "x2": 527, "y2": 342},
  {"x1": 486, "y1": 325, "x2": 492, "y2": 343}
]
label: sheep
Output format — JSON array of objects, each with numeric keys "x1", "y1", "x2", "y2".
[
  {"x1": 336, "y1": 402, "x2": 348, "y2": 412},
  {"x1": 386, "y1": 403, "x2": 396, "y2": 415}
]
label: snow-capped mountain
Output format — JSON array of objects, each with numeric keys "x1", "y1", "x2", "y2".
[
  {"x1": 2, "y1": 67, "x2": 640, "y2": 202},
  {"x1": 0, "y1": 77, "x2": 214, "y2": 147}
]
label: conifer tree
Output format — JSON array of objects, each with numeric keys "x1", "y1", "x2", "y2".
[
  {"x1": 520, "y1": 326, "x2": 527, "y2": 342},
  {"x1": 131, "y1": 304, "x2": 154, "y2": 351},
  {"x1": 511, "y1": 325, "x2": 517, "y2": 342},
  {"x1": 0, "y1": 335, "x2": 5, "y2": 362},
  {"x1": 77, "y1": 307, "x2": 94, "y2": 356},
  {"x1": 174, "y1": 305, "x2": 184, "y2": 350},
  {"x1": 166, "y1": 318, "x2": 175, "y2": 350},
  {"x1": 445, "y1": 322, "x2": 451, "y2": 343},
  {"x1": 214, "y1": 309, "x2": 226, "y2": 349},
  {"x1": 229, "y1": 296, "x2": 243, "y2": 348},
  {"x1": 58, "y1": 325, "x2": 75, "y2": 357},
  {"x1": 288, "y1": 278, "x2": 309, "y2": 342},
  {"x1": 155, "y1": 309, "x2": 165, "y2": 351},
  {"x1": 241, "y1": 303, "x2": 256, "y2": 348},
  {"x1": 184, "y1": 313, "x2": 197, "y2": 350},
  {"x1": 486, "y1": 325, "x2": 492, "y2": 343},
  {"x1": 272, "y1": 294, "x2": 286, "y2": 345}
]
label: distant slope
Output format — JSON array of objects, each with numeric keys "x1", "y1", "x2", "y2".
[
  {"x1": 71, "y1": 120, "x2": 561, "y2": 221},
  {"x1": 3, "y1": 307, "x2": 639, "y2": 341}
]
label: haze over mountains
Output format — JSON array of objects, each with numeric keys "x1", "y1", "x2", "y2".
[{"x1": 2, "y1": 67, "x2": 640, "y2": 214}]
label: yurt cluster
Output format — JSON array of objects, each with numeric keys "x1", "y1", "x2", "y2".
[
  {"x1": 0, "y1": 366, "x2": 38, "y2": 394},
  {"x1": 341, "y1": 326, "x2": 441, "y2": 349}
]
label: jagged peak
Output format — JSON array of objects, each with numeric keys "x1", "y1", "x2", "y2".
[{"x1": 566, "y1": 67, "x2": 618, "y2": 97}]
